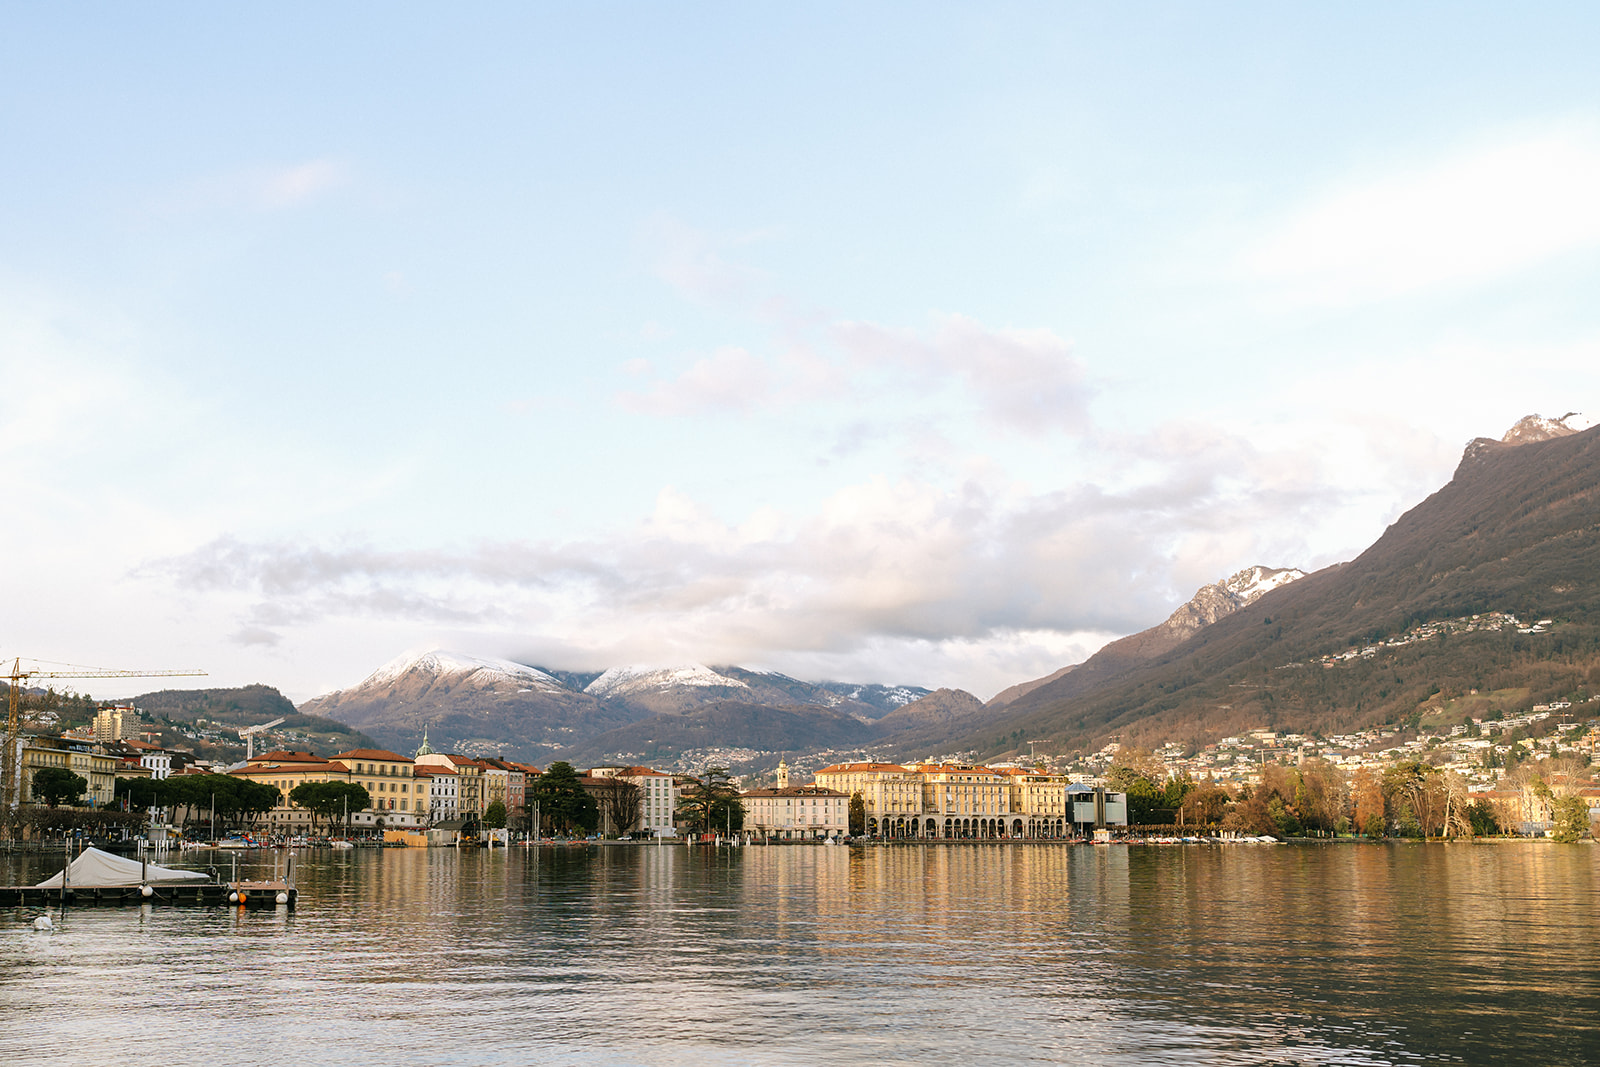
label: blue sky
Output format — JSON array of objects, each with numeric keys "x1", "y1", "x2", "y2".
[{"x1": 5, "y1": 5, "x2": 1600, "y2": 701}]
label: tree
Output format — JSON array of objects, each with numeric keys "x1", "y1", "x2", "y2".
[
  {"x1": 115, "y1": 776, "x2": 166, "y2": 813},
  {"x1": 1439, "y1": 771, "x2": 1473, "y2": 838},
  {"x1": 848, "y1": 791, "x2": 867, "y2": 835},
  {"x1": 1178, "y1": 782, "x2": 1231, "y2": 827},
  {"x1": 1466, "y1": 798, "x2": 1501, "y2": 836},
  {"x1": 1105, "y1": 759, "x2": 1166, "y2": 825},
  {"x1": 677, "y1": 767, "x2": 744, "y2": 835},
  {"x1": 1383, "y1": 760, "x2": 1446, "y2": 837},
  {"x1": 597, "y1": 777, "x2": 641, "y2": 836},
  {"x1": 483, "y1": 800, "x2": 507, "y2": 829},
  {"x1": 1351, "y1": 767, "x2": 1385, "y2": 837},
  {"x1": 1293, "y1": 759, "x2": 1348, "y2": 834},
  {"x1": 1222, "y1": 790, "x2": 1278, "y2": 836},
  {"x1": 32, "y1": 767, "x2": 87, "y2": 808},
  {"x1": 531, "y1": 761, "x2": 598, "y2": 835},
  {"x1": 289, "y1": 781, "x2": 370, "y2": 833},
  {"x1": 1550, "y1": 794, "x2": 1589, "y2": 843}
]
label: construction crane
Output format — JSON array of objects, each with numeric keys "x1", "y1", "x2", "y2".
[
  {"x1": 2, "y1": 657, "x2": 207, "y2": 832},
  {"x1": 237, "y1": 717, "x2": 286, "y2": 760}
]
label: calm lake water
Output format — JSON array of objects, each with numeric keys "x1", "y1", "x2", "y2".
[{"x1": 2, "y1": 841, "x2": 1597, "y2": 1065}]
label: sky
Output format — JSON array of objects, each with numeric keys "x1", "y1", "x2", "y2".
[{"x1": 5, "y1": 5, "x2": 1600, "y2": 703}]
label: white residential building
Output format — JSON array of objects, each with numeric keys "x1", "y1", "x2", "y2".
[
  {"x1": 591, "y1": 765, "x2": 679, "y2": 836},
  {"x1": 741, "y1": 784, "x2": 850, "y2": 840},
  {"x1": 415, "y1": 765, "x2": 460, "y2": 824}
]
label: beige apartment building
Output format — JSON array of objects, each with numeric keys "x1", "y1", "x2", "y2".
[
  {"x1": 588, "y1": 765, "x2": 678, "y2": 836},
  {"x1": 813, "y1": 762, "x2": 923, "y2": 834},
  {"x1": 19, "y1": 735, "x2": 118, "y2": 809},
  {"x1": 741, "y1": 784, "x2": 849, "y2": 839},
  {"x1": 232, "y1": 750, "x2": 345, "y2": 832},
  {"x1": 815, "y1": 761, "x2": 1127, "y2": 838},
  {"x1": 232, "y1": 748, "x2": 426, "y2": 832},
  {"x1": 331, "y1": 749, "x2": 425, "y2": 827}
]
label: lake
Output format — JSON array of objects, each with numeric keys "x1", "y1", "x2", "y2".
[{"x1": 2, "y1": 841, "x2": 1596, "y2": 1065}]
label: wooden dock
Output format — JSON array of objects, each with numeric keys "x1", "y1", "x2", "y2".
[{"x1": 0, "y1": 881, "x2": 296, "y2": 909}]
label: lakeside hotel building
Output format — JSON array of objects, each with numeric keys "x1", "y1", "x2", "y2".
[{"x1": 814, "y1": 762, "x2": 1128, "y2": 838}]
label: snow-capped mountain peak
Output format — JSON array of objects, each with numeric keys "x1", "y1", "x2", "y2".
[
  {"x1": 1222, "y1": 566, "x2": 1306, "y2": 605},
  {"x1": 364, "y1": 649, "x2": 566, "y2": 692},
  {"x1": 1500, "y1": 412, "x2": 1592, "y2": 445},
  {"x1": 584, "y1": 664, "x2": 749, "y2": 698}
]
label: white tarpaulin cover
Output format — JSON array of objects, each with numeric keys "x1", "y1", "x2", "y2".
[{"x1": 35, "y1": 846, "x2": 211, "y2": 888}]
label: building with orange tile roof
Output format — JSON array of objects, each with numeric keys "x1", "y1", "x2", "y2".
[
  {"x1": 231, "y1": 748, "x2": 427, "y2": 832},
  {"x1": 741, "y1": 782, "x2": 848, "y2": 840},
  {"x1": 815, "y1": 760, "x2": 1126, "y2": 839},
  {"x1": 416, "y1": 753, "x2": 486, "y2": 818},
  {"x1": 412, "y1": 763, "x2": 460, "y2": 823}
]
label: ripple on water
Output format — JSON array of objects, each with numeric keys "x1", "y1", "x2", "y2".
[{"x1": 2, "y1": 842, "x2": 1597, "y2": 1065}]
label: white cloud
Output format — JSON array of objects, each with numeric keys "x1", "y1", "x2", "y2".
[
  {"x1": 151, "y1": 409, "x2": 1376, "y2": 698},
  {"x1": 833, "y1": 314, "x2": 1091, "y2": 434},
  {"x1": 616, "y1": 312, "x2": 1088, "y2": 432},
  {"x1": 642, "y1": 215, "x2": 774, "y2": 307},
  {"x1": 151, "y1": 159, "x2": 352, "y2": 216},
  {"x1": 1244, "y1": 127, "x2": 1600, "y2": 305},
  {"x1": 616, "y1": 346, "x2": 777, "y2": 416},
  {"x1": 258, "y1": 160, "x2": 349, "y2": 208}
]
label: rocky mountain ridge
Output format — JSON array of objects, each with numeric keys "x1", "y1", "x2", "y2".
[
  {"x1": 987, "y1": 565, "x2": 1306, "y2": 712},
  {"x1": 970, "y1": 413, "x2": 1600, "y2": 756},
  {"x1": 299, "y1": 653, "x2": 932, "y2": 761}
]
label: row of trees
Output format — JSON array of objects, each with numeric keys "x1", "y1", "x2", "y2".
[
  {"x1": 286, "y1": 781, "x2": 372, "y2": 832},
  {"x1": 109, "y1": 773, "x2": 283, "y2": 832},
  {"x1": 1105, "y1": 748, "x2": 1594, "y2": 840},
  {"x1": 44, "y1": 760, "x2": 757, "y2": 840},
  {"x1": 510, "y1": 763, "x2": 747, "y2": 838}
]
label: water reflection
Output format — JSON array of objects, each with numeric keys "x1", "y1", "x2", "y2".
[{"x1": 1, "y1": 842, "x2": 1596, "y2": 1065}]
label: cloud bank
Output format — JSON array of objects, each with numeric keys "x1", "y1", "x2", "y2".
[{"x1": 152, "y1": 408, "x2": 1376, "y2": 697}]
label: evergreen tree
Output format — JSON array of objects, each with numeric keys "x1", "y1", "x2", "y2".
[
  {"x1": 531, "y1": 761, "x2": 598, "y2": 835},
  {"x1": 1550, "y1": 794, "x2": 1590, "y2": 843},
  {"x1": 32, "y1": 767, "x2": 87, "y2": 808},
  {"x1": 483, "y1": 800, "x2": 508, "y2": 829},
  {"x1": 676, "y1": 767, "x2": 744, "y2": 835}
]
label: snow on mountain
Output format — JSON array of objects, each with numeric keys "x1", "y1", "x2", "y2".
[
  {"x1": 584, "y1": 664, "x2": 749, "y2": 698},
  {"x1": 848, "y1": 685, "x2": 922, "y2": 708},
  {"x1": 1500, "y1": 411, "x2": 1591, "y2": 445},
  {"x1": 363, "y1": 649, "x2": 567, "y2": 693},
  {"x1": 1222, "y1": 565, "x2": 1307, "y2": 605}
]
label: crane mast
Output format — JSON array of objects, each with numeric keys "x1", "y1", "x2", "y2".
[{"x1": 2, "y1": 657, "x2": 206, "y2": 837}]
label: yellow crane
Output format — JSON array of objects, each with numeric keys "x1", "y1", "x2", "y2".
[{"x1": 2, "y1": 657, "x2": 207, "y2": 832}]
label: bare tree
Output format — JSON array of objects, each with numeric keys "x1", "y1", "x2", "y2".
[
  {"x1": 1440, "y1": 771, "x2": 1473, "y2": 837},
  {"x1": 599, "y1": 777, "x2": 642, "y2": 837}
]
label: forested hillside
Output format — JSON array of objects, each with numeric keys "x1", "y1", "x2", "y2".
[{"x1": 974, "y1": 425, "x2": 1600, "y2": 756}]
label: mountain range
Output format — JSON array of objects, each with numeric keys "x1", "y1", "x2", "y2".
[
  {"x1": 966, "y1": 412, "x2": 1600, "y2": 757},
  {"x1": 285, "y1": 412, "x2": 1600, "y2": 770},
  {"x1": 296, "y1": 650, "x2": 934, "y2": 762},
  {"x1": 289, "y1": 562, "x2": 1313, "y2": 766}
]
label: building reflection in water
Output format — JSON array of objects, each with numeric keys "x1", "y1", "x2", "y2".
[{"x1": 1, "y1": 842, "x2": 1596, "y2": 1065}]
